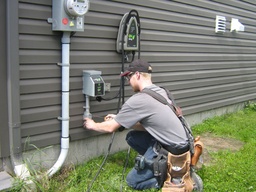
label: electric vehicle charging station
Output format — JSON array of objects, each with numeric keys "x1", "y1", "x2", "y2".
[
  {"x1": 116, "y1": 12, "x2": 140, "y2": 53},
  {"x1": 116, "y1": 10, "x2": 141, "y2": 109}
]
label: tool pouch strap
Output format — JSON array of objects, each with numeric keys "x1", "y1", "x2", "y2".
[{"x1": 152, "y1": 142, "x2": 169, "y2": 187}]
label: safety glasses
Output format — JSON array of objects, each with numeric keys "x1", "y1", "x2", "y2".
[{"x1": 125, "y1": 72, "x2": 135, "y2": 81}]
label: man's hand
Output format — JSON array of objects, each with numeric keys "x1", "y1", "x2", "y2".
[
  {"x1": 83, "y1": 115, "x2": 121, "y2": 133},
  {"x1": 83, "y1": 118, "x2": 97, "y2": 131}
]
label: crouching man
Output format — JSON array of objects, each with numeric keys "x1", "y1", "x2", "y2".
[{"x1": 83, "y1": 59, "x2": 189, "y2": 190}]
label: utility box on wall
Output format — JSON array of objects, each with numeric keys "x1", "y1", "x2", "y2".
[
  {"x1": 51, "y1": 0, "x2": 90, "y2": 31},
  {"x1": 83, "y1": 70, "x2": 105, "y2": 97}
]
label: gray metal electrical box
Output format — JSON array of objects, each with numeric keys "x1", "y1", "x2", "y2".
[
  {"x1": 83, "y1": 70, "x2": 105, "y2": 97},
  {"x1": 51, "y1": 0, "x2": 90, "y2": 32}
]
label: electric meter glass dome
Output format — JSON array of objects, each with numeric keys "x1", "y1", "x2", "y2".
[{"x1": 65, "y1": 0, "x2": 90, "y2": 16}]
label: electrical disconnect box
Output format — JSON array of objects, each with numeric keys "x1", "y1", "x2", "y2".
[
  {"x1": 83, "y1": 70, "x2": 105, "y2": 97},
  {"x1": 51, "y1": 0, "x2": 90, "y2": 31}
]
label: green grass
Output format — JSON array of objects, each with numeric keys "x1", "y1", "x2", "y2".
[{"x1": 10, "y1": 102, "x2": 256, "y2": 192}]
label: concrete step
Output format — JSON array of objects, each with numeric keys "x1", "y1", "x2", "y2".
[{"x1": 0, "y1": 171, "x2": 13, "y2": 191}]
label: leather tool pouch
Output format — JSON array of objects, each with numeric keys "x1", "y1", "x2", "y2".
[{"x1": 162, "y1": 151, "x2": 193, "y2": 192}]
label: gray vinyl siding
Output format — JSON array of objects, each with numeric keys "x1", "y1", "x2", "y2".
[{"x1": 17, "y1": 0, "x2": 256, "y2": 149}]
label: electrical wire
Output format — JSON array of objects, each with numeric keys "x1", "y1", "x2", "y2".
[
  {"x1": 120, "y1": 146, "x2": 131, "y2": 192},
  {"x1": 96, "y1": 88, "x2": 121, "y2": 102}
]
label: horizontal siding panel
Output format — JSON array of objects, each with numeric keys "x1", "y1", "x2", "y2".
[
  {"x1": 111, "y1": 0, "x2": 215, "y2": 18},
  {"x1": 160, "y1": 74, "x2": 256, "y2": 91},
  {"x1": 21, "y1": 92, "x2": 61, "y2": 109},
  {"x1": 113, "y1": 0, "x2": 256, "y2": 26},
  {"x1": 20, "y1": 67, "x2": 256, "y2": 94},
  {"x1": 19, "y1": 2, "x2": 51, "y2": 20},
  {"x1": 21, "y1": 111, "x2": 112, "y2": 138},
  {"x1": 19, "y1": 0, "x2": 51, "y2": 6},
  {"x1": 19, "y1": 19, "x2": 53, "y2": 35},
  {"x1": 71, "y1": 38, "x2": 115, "y2": 51},
  {"x1": 178, "y1": 86, "x2": 256, "y2": 107},
  {"x1": 174, "y1": 80, "x2": 256, "y2": 99},
  {"x1": 211, "y1": 0, "x2": 256, "y2": 12},
  {"x1": 19, "y1": 50, "x2": 60, "y2": 64},
  {"x1": 20, "y1": 64, "x2": 60, "y2": 79},
  {"x1": 141, "y1": 42, "x2": 256, "y2": 53},
  {"x1": 21, "y1": 99, "x2": 119, "y2": 124},
  {"x1": 21, "y1": 106, "x2": 60, "y2": 123},
  {"x1": 20, "y1": 35, "x2": 60, "y2": 50},
  {"x1": 141, "y1": 53, "x2": 256, "y2": 62},
  {"x1": 20, "y1": 76, "x2": 121, "y2": 94},
  {"x1": 20, "y1": 64, "x2": 123, "y2": 79},
  {"x1": 151, "y1": 61, "x2": 256, "y2": 72},
  {"x1": 85, "y1": 12, "x2": 121, "y2": 27},
  {"x1": 20, "y1": 86, "x2": 121, "y2": 109},
  {"x1": 240, "y1": 0, "x2": 256, "y2": 6},
  {"x1": 153, "y1": 68, "x2": 256, "y2": 81},
  {"x1": 183, "y1": 93, "x2": 256, "y2": 115},
  {"x1": 20, "y1": 78, "x2": 61, "y2": 94},
  {"x1": 174, "y1": 0, "x2": 256, "y2": 19},
  {"x1": 21, "y1": 74, "x2": 256, "y2": 109},
  {"x1": 78, "y1": 25, "x2": 118, "y2": 39},
  {"x1": 21, "y1": 119, "x2": 60, "y2": 137},
  {"x1": 21, "y1": 128, "x2": 101, "y2": 150},
  {"x1": 142, "y1": 31, "x2": 256, "y2": 46},
  {"x1": 20, "y1": 50, "x2": 123, "y2": 64}
]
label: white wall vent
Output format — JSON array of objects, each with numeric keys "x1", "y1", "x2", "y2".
[{"x1": 215, "y1": 15, "x2": 226, "y2": 33}]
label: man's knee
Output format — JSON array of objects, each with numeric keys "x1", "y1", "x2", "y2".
[
  {"x1": 126, "y1": 174, "x2": 159, "y2": 190},
  {"x1": 126, "y1": 174, "x2": 136, "y2": 189}
]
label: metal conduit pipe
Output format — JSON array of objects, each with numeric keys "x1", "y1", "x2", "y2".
[{"x1": 47, "y1": 32, "x2": 71, "y2": 177}]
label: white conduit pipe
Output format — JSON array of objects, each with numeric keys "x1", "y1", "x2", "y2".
[{"x1": 47, "y1": 32, "x2": 71, "y2": 177}]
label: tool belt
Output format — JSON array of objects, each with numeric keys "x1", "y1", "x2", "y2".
[
  {"x1": 155, "y1": 137, "x2": 203, "y2": 191},
  {"x1": 162, "y1": 137, "x2": 204, "y2": 192},
  {"x1": 152, "y1": 141, "x2": 190, "y2": 188},
  {"x1": 134, "y1": 138, "x2": 204, "y2": 190}
]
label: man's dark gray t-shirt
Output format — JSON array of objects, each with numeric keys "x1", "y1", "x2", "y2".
[{"x1": 114, "y1": 84, "x2": 188, "y2": 146}]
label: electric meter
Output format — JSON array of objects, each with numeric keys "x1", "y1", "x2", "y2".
[
  {"x1": 51, "y1": 0, "x2": 90, "y2": 31},
  {"x1": 65, "y1": 0, "x2": 90, "y2": 17}
]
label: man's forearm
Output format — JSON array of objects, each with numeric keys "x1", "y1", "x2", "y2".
[{"x1": 84, "y1": 118, "x2": 120, "y2": 133}]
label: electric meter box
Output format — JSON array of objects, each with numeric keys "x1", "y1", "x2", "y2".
[
  {"x1": 51, "y1": 0, "x2": 90, "y2": 32},
  {"x1": 83, "y1": 70, "x2": 105, "y2": 97}
]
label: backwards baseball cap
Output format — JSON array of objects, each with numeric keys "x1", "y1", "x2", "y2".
[{"x1": 121, "y1": 59, "x2": 153, "y2": 77}]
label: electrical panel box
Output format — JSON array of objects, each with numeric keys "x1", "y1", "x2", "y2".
[
  {"x1": 83, "y1": 70, "x2": 105, "y2": 97},
  {"x1": 51, "y1": 0, "x2": 90, "y2": 32}
]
